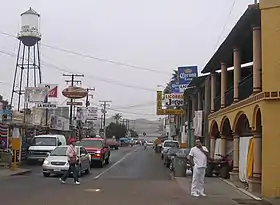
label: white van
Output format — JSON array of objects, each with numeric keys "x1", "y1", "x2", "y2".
[
  {"x1": 161, "y1": 140, "x2": 180, "y2": 160},
  {"x1": 27, "y1": 134, "x2": 66, "y2": 162}
]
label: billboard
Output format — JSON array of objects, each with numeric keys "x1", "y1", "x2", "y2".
[
  {"x1": 156, "y1": 91, "x2": 184, "y2": 115},
  {"x1": 164, "y1": 93, "x2": 184, "y2": 107},
  {"x1": 25, "y1": 87, "x2": 48, "y2": 103},
  {"x1": 170, "y1": 80, "x2": 180, "y2": 93},
  {"x1": 178, "y1": 66, "x2": 198, "y2": 92},
  {"x1": 86, "y1": 107, "x2": 98, "y2": 120}
]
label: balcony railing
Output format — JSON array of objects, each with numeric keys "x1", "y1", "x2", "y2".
[{"x1": 213, "y1": 74, "x2": 253, "y2": 112}]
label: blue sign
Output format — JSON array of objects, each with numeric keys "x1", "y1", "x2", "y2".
[
  {"x1": 178, "y1": 66, "x2": 198, "y2": 86},
  {"x1": 170, "y1": 81, "x2": 180, "y2": 93}
]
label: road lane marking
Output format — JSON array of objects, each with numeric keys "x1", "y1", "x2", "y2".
[{"x1": 93, "y1": 147, "x2": 141, "y2": 179}]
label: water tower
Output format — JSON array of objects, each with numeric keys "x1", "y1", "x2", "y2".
[{"x1": 10, "y1": 7, "x2": 42, "y2": 111}]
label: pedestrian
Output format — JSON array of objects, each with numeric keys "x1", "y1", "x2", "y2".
[
  {"x1": 59, "y1": 138, "x2": 80, "y2": 185},
  {"x1": 188, "y1": 138, "x2": 208, "y2": 197}
]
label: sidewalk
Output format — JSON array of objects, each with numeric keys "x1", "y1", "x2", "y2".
[
  {"x1": 176, "y1": 175, "x2": 271, "y2": 205},
  {"x1": 0, "y1": 168, "x2": 31, "y2": 178}
]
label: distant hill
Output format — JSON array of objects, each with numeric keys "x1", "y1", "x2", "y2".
[{"x1": 94, "y1": 117, "x2": 161, "y2": 136}]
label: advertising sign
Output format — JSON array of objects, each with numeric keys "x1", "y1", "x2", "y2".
[
  {"x1": 164, "y1": 93, "x2": 184, "y2": 107},
  {"x1": 86, "y1": 107, "x2": 98, "y2": 120},
  {"x1": 25, "y1": 87, "x2": 48, "y2": 103},
  {"x1": 170, "y1": 80, "x2": 180, "y2": 93},
  {"x1": 62, "y1": 86, "x2": 87, "y2": 99},
  {"x1": 39, "y1": 84, "x2": 58, "y2": 98},
  {"x1": 35, "y1": 102, "x2": 57, "y2": 109},
  {"x1": 156, "y1": 91, "x2": 184, "y2": 115},
  {"x1": 178, "y1": 66, "x2": 198, "y2": 92}
]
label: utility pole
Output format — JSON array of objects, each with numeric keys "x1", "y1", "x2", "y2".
[
  {"x1": 85, "y1": 87, "x2": 95, "y2": 107},
  {"x1": 63, "y1": 74, "x2": 84, "y2": 128},
  {"x1": 99, "y1": 100, "x2": 112, "y2": 139}
]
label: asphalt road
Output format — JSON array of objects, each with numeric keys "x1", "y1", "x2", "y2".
[{"x1": 0, "y1": 145, "x2": 188, "y2": 205}]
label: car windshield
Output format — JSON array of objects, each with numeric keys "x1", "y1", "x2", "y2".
[
  {"x1": 164, "y1": 142, "x2": 179, "y2": 148},
  {"x1": 50, "y1": 146, "x2": 79, "y2": 156},
  {"x1": 79, "y1": 140, "x2": 103, "y2": 148},
  {"x1": 32, "y1": 137, "x2": 56, "y2": 146}
]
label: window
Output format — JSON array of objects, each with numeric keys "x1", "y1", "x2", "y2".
[
  {"x1": 51, "y1": 147, "x2": 67, "y2": 156},
  {"x1": 164, "y1": 141, "x2": 179, "y2": 148},
  {"x1": 32, "y1": 137, "x2": 57, "y2": 146},
  {"x1": 79, "y1": 140, "x2": 103, "y2": 148}
]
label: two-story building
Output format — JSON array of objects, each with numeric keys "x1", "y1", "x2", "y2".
[{"x1": 200, "y1": 1, "x2": 280, "y2": 198}]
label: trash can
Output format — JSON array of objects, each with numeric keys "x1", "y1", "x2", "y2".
[{"x1": 173, "y1": 156, "x2": 187, "y2": 177}]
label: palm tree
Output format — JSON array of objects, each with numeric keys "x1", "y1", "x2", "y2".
[
  {"x1": 113, "y1": 113, "x2": 122, "y2": 124},
  {"x1": 164, "y1": 70, "x2": 178, "y2": 94}
]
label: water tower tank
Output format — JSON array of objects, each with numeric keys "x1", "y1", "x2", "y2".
[{"x1": 17, "y1": 7, "x2": 41, "y2": 46}]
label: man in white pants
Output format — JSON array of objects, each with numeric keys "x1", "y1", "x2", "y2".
[{"x1": 188, "y1": 138, "x2": 208, "y2": 197}]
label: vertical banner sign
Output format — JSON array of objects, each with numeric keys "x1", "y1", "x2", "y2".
[
  {"x1": 86, "y1": 107, "x2": 98, "y2": 120},
  {"x1": 178, "y1": 66, "x2": 198, "y2": 93},
  {"x1": 170, "y1": 80, "x2": 180, "y2": 93}
]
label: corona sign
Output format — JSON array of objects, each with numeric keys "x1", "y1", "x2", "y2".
[{"x1": 156, "y1": 91, "x2": 184, "y2": 115}]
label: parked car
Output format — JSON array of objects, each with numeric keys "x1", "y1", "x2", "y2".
[
  {"x1": 27, "y1": 134, "x2": 66, "y2": 163},
  {"x1": 161, "y1": 140, "x2": 180, "y2": 160},
  {"x1": 169, "y1": 148, "x2": 191, "y2": 172},
  {"x1": 163, "y1": 147, "x2": 180, "y2": 168},
  {"x1": 77, "y1": 138, "x2": 110, "y2": 168},
  {"x1": 42, "y1": 145, "x2": 91, "y2": 177},
  {"x1": 106, "y1": 138, "x2": 119, "y2": 150}
]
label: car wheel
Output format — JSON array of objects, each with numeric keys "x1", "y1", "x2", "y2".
[
  {"x1": 115, "y1": 146, "x2": 119, "y2": 150},
  {"x1": 105, "y1": 156, "x2": 110, "y2": 164},
  {"x1": 43, "y1": 172, "x2": 50, "y2": 177},
  {"x1": 99, "y1": 158, "x2": 104, "y2": 168}
]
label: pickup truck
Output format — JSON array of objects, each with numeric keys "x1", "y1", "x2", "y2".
[
  {"x1": 106, "y1": 138, "x2": 119, "y2": 150},
  {"x1": 78, "y1": 138, "x2": 110, "y2": 168}
]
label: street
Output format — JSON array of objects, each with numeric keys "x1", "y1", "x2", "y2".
[{"x1": 0, "y1": 146, "x2": 188, "y2": 205}]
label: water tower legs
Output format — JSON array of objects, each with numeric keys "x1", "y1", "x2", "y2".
[{"x1": 10, "y1": 41, "x2": 42, "y2": 111}]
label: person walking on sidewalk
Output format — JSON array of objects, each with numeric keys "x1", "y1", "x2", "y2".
[
  {"x1": 189, "y1": 138, "x2": 208, "y2": 197},
  {"x1": 59, "y1": 138, "x2": 80, "y2": 185}
]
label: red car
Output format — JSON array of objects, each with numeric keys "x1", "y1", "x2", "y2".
[{"x1": 78, "y1": 138, "x2": 110, "y2": 168}]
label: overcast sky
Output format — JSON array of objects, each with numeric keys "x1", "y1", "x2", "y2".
[{"x1": 0, "y1": 0, "x2": 254, "y2": 120}]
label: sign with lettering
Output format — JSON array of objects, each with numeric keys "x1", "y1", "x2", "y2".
[
  {"x1": 178, "y1": 66, "x2": 198, "y2": 92},
  {"x1": 35, "y1": 102, "x2": 57, "y2": 109},
  {"x1": 156, "y1": 91, "x2": 184, "y2": 115},
  {"x1": 164, "y1": 93, "x2": 184, "y2": 107}
]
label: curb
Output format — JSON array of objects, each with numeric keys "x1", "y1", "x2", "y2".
[
  {"x1": 10, "y1": 169, "x2": 32, "y2": 176},
  {"x1": 220, "y1": 178, "x2": 262, "y2": 201}
]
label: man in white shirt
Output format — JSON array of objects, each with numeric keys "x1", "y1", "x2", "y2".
[{"x1": 188, "y1": 138, "x2": 209, "y2": 197}]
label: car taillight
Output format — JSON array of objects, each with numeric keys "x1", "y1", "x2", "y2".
[{"x1": 96, "y1": 153, "x2": 101, "y2": 157}]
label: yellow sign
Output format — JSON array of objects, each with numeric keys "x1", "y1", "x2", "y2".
[{"x1": 156, "y1": 91, "x2": 184, "y2": 115}]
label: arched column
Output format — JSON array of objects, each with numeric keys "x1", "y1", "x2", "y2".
[
  {"x1": 210, "y1": 135, "x2": 215, "y2": 159},
  {"x1": 220, "y1": 135, "x2": 227, "y2": 156},
  {"x1": 220, "y1": 62, "x2": 227, "y2": 108},
  {"x1": 248, "y1": 131, "x2": 262, "y2": 193},
  {"x1": 230, "y1": 133, "x2": 240, "y2": 181},
  {"x1": 210, "y1": 72, "x2": 216, "y2": 113},
  {"x1": 233, "y1": 47, "x2": 241, "y2": 102},
  {"x1": 252, "y1": 26, "x2": 262, "y2": 94}
]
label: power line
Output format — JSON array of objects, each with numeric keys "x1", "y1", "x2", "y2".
[
  {"x1": 0, "y1": 48, "x2": 157, "y2": 92},
  {"x1": 213, "y1": 0, "x2": 236, "y2": 52},
  {"x1": 0, "y1": 31, "x2": 171, "y2": 75}
]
